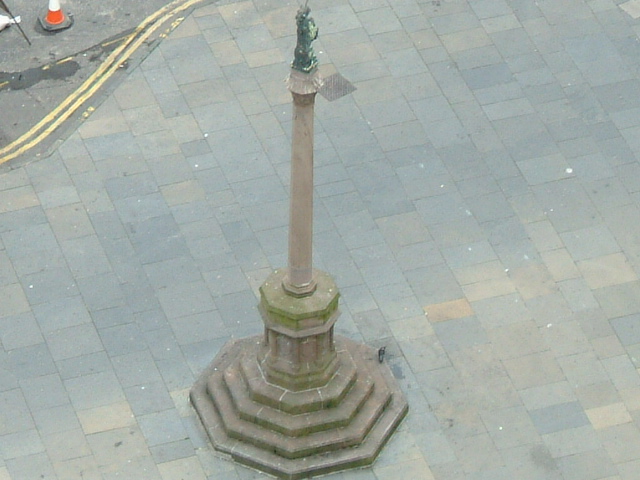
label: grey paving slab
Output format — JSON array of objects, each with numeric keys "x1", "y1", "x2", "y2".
[
  {"x1": 111, "y1": 350, "x2": 164, "y2": 388},
  {"x1": 598, "y1": 423, "x2": 640, "y2": 464},
  {"x1": 60, "y1": 237, "x2": 113, "y2": 279},
  {"x1": 433, "y1": 316, "x2": 488, "y2": 352},
  {"x1": 0, "y1": 389, "x2": 34, "y2": 434},
  {"x1": 138, "y1": 409, "x2": 189, "y2": 448},
  {"x1": 0, "y1": 312, "x2": 43, "y2": 351},
  {"x1": 45, "y1": 324, "x2": 104, "y2": 362},
  {"x1": 168, "y1": 310, "x2": 226, "y2": 347},
  {"x1": 124, "y1": 382, "x2": 176, "y2": 417},
  {"x1": 557, "y1": 449, "x2": 618, "y2": 480},
  {"x1": 5, "y1": 452, "x2": 55, "y2": 480},
  {"x1": 532, "y1": 179, "x2": 601, "y2": 233},
  {"x1": 558, "y1": 351, "x2": 611, "y2": 387},
  {"x1": 1, "y1": 429, "x2": 47, "y2": 461},
  {"x1": 6, "y1": 343, "x2": 58, "y2": 381},
  {"x1": 55, "y1": 351, "x2": 112, "y2": 383},
  {"x1": 610, "y1": 314, "x2": 640, "y2": 346},
  {"x1": 529, "y1": 401, "x2": 591, "y2": 435},
  {"x1": 602, "y1": 354, "x2": 640, "y2": 390}
]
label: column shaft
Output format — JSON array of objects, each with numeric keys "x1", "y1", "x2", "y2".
[{"x1": 284, "y1": 91, "x2": 317, "y2": 296}]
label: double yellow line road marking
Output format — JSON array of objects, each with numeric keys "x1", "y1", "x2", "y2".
[{"x1": 0, "y1": 0, "x2": 205, "y2": 165}]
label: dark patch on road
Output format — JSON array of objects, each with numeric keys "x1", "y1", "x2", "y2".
[
  {"x1": 0, "y1": 27, "x2": 136, "y2": 93},
  {"x1": 0, "y1": 60, "x2": 81, "y2": 91}
]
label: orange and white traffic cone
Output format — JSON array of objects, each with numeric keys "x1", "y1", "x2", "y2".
[{"x1": 38, "y1": 0, "x2": 73, "y2": 32}]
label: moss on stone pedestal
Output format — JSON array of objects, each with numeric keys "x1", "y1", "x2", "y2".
[
  {"x1": 259, "y1": 269, "x2": 339, "y2": 332},
  {"x1": 258, "y1": 268, "x2": 341, "y2": 390}
]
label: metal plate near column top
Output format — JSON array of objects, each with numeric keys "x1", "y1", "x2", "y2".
[{"x1": 318, "y1": 73, "x2": 356, "y2": 102}]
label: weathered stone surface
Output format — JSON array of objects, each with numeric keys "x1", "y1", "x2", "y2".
[
  {"x1": 260, "y1": 269, "x2": 339, "y2": 330},
  {"x1": 241, "y1": 345, "x2": 359, "y2": 414},
  {"x1": 259, "y1": 269, "x2": 342, "y2": 391},
  {"x1": 190, "y1": 335, "x2": 408, "y2": 479},
  {"x1": 225, "y1": 357, "x2": 372, "y2": 435}
]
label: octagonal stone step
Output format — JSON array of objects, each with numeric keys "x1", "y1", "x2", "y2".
[
  {"x1": 206, "y1": 354, "x2": 391, "y2": 458},
  {"x1": 191, "y1": 335, "x2": 408, "y2": 480},
  {"x1": 222, "y1": 355, "x2": 374, "y2": 436}
]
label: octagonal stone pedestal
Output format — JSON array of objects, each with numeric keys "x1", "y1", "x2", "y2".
[{"x1": 190, "y1": 269, "x2": 408, "y2": 479}]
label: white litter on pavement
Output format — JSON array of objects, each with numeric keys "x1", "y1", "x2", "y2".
[{"x1": 0, "y1": 14, "x2": 20, "y2": 32}]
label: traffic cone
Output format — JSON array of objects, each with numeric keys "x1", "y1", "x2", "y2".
[{"x1": 38, "y1": 0, "x2": 73, "y2": 32}]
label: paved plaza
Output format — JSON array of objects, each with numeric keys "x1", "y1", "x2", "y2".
[{"x1": 3, "y1": 0, "x2": 640, "y2": 478}]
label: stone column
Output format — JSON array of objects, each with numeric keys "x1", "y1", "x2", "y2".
[
  {"x1": 190, "y1": 7, "x2": 408, "y2": 479},
  {"x1": 282, "y1": 68, "x2": 323, "y2": 297}
]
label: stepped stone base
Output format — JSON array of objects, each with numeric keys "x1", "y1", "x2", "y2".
[{"x1": 190, "y1": 335, "x2": 408, "y2": 479}]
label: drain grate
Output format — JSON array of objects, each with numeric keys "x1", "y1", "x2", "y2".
[{"x1": 318, "y1": 72, "x2": 356, "y2": 102}]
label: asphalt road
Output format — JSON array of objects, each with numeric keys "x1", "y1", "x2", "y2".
[{"x1": 0, "y1": 0, "x2": 204, "y2": 156}]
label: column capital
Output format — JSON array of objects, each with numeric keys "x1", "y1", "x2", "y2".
[{"x1": 286, "y1": 67, "x2": 323, "y2": 95}]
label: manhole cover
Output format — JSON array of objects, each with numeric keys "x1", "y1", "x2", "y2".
[{"x1": 318, "y1": 72, "x2": 356, "y2": 102}]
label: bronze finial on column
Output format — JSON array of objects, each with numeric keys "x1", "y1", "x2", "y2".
[{"x1": 292, "y1": 4, "x2": 318, "y2": 74}]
